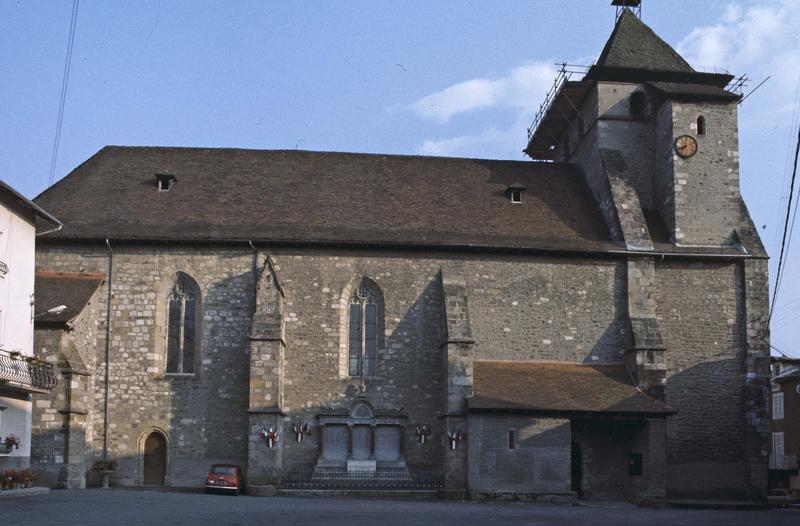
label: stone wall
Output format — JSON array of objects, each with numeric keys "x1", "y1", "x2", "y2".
[
  {"x1": 667, "y1": 102, "x2": 741, "y2": 246},
  {"x1": 655, "y1": 259, "x2": 754, "y2": 499},
  {"x1": 35, "y1": 244, "x2": 253, "y2": 487},
  {"x1": 31, "y1": 243, "x2": 767, "y2": 500},
  {"x1": 31, "y1": 279, "x2": 102, "y2": 488},
  {"x1": 468, "y1": 415, "x2": 570, "y2": 496}
]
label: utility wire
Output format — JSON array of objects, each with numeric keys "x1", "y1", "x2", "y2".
[
  {"x1": 770, "y1": 117, "x2": 800, "y2": 319},
  {"x1": 762, "y1": 337, "x2": 799, "y2": 359},
  {"x1": 771, "y1": 72, "x2": 800, "y2": 261},
  {"x1": 779, "y1": 80, "x2": 800, "y2": 301},
  {"x1": 47, "y1": 0, "x2": 80, "y2": 187}
]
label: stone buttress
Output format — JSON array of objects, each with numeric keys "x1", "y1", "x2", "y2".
[
  {"x1": 440, "y1": 273, "x2": 474, "y2": 499},
  {"x1": 246, "y1": 257, "x2": 286, "y2": 491}
]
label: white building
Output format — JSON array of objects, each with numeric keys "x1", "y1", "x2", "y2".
[{"x1": 0, "y1": 180, "x2": 60, "y2": 469}]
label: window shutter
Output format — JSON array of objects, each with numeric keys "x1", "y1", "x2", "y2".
[
  {"x1": 773, "y1": 392, "x2": 784, "y2": 420},
  {"x1": 773, "y1": 432, "x2": 785, "y2": 457}
]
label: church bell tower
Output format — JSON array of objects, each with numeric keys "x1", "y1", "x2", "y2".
[{"x1": 524, "y1": 5, "x2": 754, "y2": 251}]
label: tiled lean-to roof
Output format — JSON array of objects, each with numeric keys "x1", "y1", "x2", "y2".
[
  {"x1": 470, "y1": 361, "x2": 674, "y2": 416},
  {"x1": 34, "y1": 146, "x2": 613, "y2": 252},
  {"x1": 34, "y1": 271, "x2": 105, "y2": 324}
]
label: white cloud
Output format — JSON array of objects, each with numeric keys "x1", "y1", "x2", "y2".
[
  {"x1": 409, "y1": 61, "x2": 557, "y2": 123},
  {"x1": 419, "y1": 126, "x2": 515, "y2": 158},
  {"x1": 417, "y1": 109, "x2": 534, "y2": 159},
  {"x1": 677, "y1": 0, "x2": 800, "y2": 81},
  {"x1": 408, "y1": 1, "x2": 800, "y2": 158},
  {"x1": 406, "y1": 61, "x2": 558, "y2": 157}
]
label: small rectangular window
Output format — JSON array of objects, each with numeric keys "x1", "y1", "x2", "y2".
[
  {"x1": 773, "y1": 392, "x2": 784, "y2": 420},
  {"x1": 508, "y1": 430, "x2": 515, "y2": 450},
  {"x1": 511, "y1": 191, "x2": 522, "y2": 204}
]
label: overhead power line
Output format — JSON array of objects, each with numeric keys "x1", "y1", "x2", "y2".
[
  {"x1": 47, "y1": 0, "x2": 80, "y2": 187},
  {"x1": 770, "y1": 117, "x2": 800, "y2": 319}
]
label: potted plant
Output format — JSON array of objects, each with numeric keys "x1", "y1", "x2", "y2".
[
  {"x1": 10, "y1": 469, "x2": 22, "y2": 490},
  {"x1": 3, "y1": 434, "x2": 20, "y2": 451},
  {"x1": 91, "y1": 459, "x2": 118, "y2": 488},
  {"x1": 20, "y1": 468, "x2": 36, "y2": 488},
  {"x1": 1, "y1": 470, "x2": 12, "y2": 490}
]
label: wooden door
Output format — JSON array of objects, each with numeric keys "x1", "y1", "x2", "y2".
[{"x1": 143, "y1": 432, "x2": 167, "y2": 485}]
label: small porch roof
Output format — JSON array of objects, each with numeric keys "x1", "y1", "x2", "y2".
[
  {"x1": 469, "y1": 361, "x2": 674, "y2": 417},
  {"x1": 34, "y1": 271, "x2": 106, "y2": 325}
]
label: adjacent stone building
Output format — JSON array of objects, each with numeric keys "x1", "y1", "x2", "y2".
[{"x1": 30, "y1": 9, "x2": 770, "y2": 504}]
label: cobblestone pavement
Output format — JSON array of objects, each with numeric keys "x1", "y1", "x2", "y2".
[{"x1": 3, "y1": 489, "x2": 798, "y2": 526}]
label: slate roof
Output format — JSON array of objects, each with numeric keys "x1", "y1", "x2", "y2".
[
  {"x1": 775, "y1": 369, "x2": 800, "y2": 384},
  {"x1": 470, "y1": 361, "x2": 674, "y2": 416},
  {"x1": 646, "y1": 81, "x2": 740, "y2": 102},
  {"x1": 597, "y1": 9, "x2": 694, "y2": 73},
  {"x1": 34, "y1": 146, "x2": 614, "y2": 252},
  {"x1": 34, "y1": 271, "x2": 105, "y2": 324}
]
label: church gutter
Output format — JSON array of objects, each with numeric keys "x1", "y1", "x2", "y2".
[{"x1": 36, "y1": 236, "x2": 766, "y2": 261}]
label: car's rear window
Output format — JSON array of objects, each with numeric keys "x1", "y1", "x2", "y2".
[{"x1": 212, "y1": 466, "x2": 237, "y2": 475}]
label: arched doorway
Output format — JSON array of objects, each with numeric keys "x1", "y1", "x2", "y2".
[{"x1": 143, "y1": 432, "x2": 167, "y2": 485}]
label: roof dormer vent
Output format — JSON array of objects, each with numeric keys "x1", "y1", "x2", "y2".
[
  {"x1": 155, "y1": 174, "x2": 177, "y2": 192},
  {"x1": 506, "y1": 183, "x2": 527, "y2": 204}
]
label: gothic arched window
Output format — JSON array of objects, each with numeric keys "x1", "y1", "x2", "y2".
[
  {"x1": 166, "y1": 272, "x2": 200, "y2": 374},
  {"x1": 348, "y1": 279, "x2": 383, "y2": 377}
]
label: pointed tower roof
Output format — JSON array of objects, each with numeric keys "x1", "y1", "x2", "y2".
[{"x1": 597, "y1": 9, "x2": 693, "y2": 72}]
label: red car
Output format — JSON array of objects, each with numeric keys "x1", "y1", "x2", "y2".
[{"x1": 204, "y1": 464, "x2": 244, "y2": 495}]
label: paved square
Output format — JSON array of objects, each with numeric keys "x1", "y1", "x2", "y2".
[{"x1": 2, "y1": 490, "x2": 797, "y2": 526}]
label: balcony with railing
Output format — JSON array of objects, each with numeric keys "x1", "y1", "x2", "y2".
[
  {"x1": 0, "y1": 348, "x2": 58, "y2": 394},
  {"x1": 770, "y1": 454, "x2": 799, "y2": 471}
]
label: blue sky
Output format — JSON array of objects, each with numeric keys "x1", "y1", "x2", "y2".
[{"x1": 1, "y1": 0, "x2": 799, "y2": 355}]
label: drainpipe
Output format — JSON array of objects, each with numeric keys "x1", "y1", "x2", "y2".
[{"x1": 103, "y1": 238, "x2": 113, "y2": 460}]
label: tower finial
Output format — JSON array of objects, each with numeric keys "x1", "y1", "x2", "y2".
[{"x1": 612, "y1": 0, "x2": 642, "y2": 21}]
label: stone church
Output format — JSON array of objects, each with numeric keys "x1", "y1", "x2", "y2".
[{"x1": 29, "y1": 8, "x2": 770, "y2": 504}]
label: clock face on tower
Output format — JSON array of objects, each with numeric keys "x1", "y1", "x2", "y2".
[{"x1": 674, "y1": 135, "x2": 698, "y2": 158}]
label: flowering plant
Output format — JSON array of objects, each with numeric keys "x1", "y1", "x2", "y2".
[{"x1": 3, "y1": 434, "x2": 20, "y2": 450}]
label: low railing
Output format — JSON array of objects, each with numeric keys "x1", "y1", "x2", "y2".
[
  {"x1": 282, "y1": 465, "x2": 444, "y2": 490},
  {"x1": 770, "y1": 454, "x2": 798, "y2": 471},
  {"x1": 0, "y1": 349, "x2": 57, "y2": 391}
]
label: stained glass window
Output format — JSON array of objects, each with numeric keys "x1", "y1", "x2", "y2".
[{"x1": 348, "y1": 279, "x2": 382, "y2": 377}]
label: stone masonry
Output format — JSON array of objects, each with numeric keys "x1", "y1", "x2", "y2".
[{"x1": 30, "y1": 243, "x2": 767, "y2": 500}]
